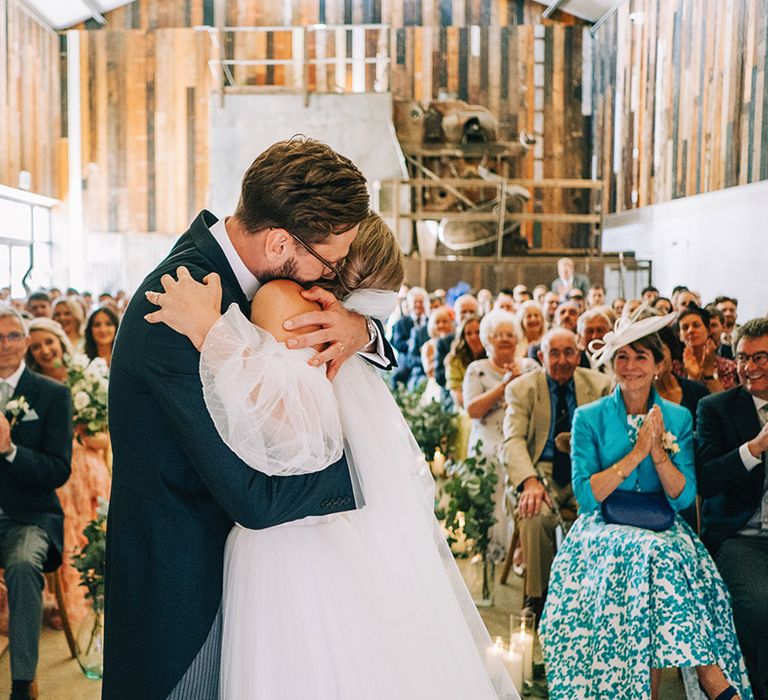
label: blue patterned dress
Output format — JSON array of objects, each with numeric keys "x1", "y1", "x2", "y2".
[{"x1": 540, "y1": 387, "x2": 752, "y2": 699}]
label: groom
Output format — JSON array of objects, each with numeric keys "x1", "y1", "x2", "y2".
[{"x1": 103, "y1": 138, "x2": 395, "y2": 699}]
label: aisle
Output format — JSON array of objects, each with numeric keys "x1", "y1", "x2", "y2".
[{"x1": 0, "y1": 565, "x2": 686, "y2": 698}]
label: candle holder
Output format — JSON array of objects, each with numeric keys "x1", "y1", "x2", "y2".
[{"x1": 509, "y1": 611, "x2": 535, "y2": 685}]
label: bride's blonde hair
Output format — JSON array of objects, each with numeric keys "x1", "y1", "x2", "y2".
[{"x1": 323, "y1": 212, "x2": 405, "y2": 295}]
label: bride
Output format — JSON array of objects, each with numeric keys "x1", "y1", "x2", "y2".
[{"x1": 147, "y1": 213, "x2": 519, "y2": 700}]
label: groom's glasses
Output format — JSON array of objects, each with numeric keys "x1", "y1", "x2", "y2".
[{"x1": 286, "y1": 231, "x2": 350, "y2": 295}]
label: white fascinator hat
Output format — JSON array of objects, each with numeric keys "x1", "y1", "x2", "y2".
[{"x1": 589, "y1": 307, "x2": 677, "y2": 369}]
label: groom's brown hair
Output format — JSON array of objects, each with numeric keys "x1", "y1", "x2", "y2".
[{"x1": 234, "y1": 136, "x2": 369, "y2": 244}]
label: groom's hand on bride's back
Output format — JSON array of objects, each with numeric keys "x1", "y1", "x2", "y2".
[{"x1": 283, "y1": 286, "x2": 368, "y2": 380}]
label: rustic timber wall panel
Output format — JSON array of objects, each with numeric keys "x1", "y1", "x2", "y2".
[
  {"x1": 78, "y1": 29, "x2": 211, "y2": 234},
  {"x1": 593, "y1": 0, "x2": 768, "y2": 215},
  {"x1": 88, "y1": 0, "x2": 577, "y2": 30},
  {"x1": 0, "y1": 1, "x2": 61, "y2": 197}
]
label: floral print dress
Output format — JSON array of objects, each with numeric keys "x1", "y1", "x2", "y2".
[{"x1": 540, "y1": 405, "x2": 752, "y2": 699}]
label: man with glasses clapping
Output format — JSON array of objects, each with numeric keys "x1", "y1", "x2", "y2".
[{"x1": 697, "y1": 317, "x2": 768, "y2": 700}]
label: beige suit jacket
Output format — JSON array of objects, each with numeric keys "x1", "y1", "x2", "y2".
[{"x1": 499, "y1": 367, "x2": 612, "y2": 488}]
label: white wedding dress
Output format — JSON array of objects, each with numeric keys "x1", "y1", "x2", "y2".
[{"x1": 199, "y1": 291, "x2": 520, "y2": 700}]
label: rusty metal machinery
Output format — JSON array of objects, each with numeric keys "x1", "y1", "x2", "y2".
[{"x1": 393, "y1": 99, "x2": 532, "y2": 256}]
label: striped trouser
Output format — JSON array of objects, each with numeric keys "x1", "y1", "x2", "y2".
[{"x1": 166, "y1": 607, "x2": 222, "y2": 700}]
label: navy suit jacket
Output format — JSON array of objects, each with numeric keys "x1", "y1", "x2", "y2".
[
  {"x1": 103, "y1": 210, "x2": 366, "y2": 699},
  {"x1": 0, "y1": 368, "x2": 72, "y2": 571},
  {"x1": 696, "y1": 386, "x2": 764, "y2": 553}
]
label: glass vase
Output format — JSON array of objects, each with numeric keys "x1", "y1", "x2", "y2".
[
  {"x1": 76, "y1": 603, "x2": 105, "y2": 680},
  {"x1": 468, "y1": 553, "x2": 496, "y2": 607}
]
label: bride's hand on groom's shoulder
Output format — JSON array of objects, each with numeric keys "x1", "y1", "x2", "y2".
[
  {"x1": 144, "y1": 266, "x2": 223, "y2": 350},
  {"x1": 283, "y1": 286, "x2": 368, "y2": 380}
]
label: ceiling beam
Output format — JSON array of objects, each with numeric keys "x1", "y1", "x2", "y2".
[
  {"x1": 16, "y1": 0, "x2": 58, "y2": 35},
  {"x1": 541, "y1": 0, "x2": 569, "y2": 19},
  {"x1": 590, "y1": 0, "x2": 629, "y2": 34},
  {"x1": 80, "y1": 0, "x2": 107, "y2": 25}
]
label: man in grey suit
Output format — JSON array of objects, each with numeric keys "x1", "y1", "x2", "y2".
[
  {"x1": 0, "y1": 306, "x2": 72, "y2": 700},
  {"x1": 550, "y1": 256, "x2": 590, "y2": 298},
  {"x1": 500, "y1": 328, "x2": 611, "y2": 620}
]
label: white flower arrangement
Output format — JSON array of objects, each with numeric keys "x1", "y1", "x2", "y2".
[
  {"x1": 66, "y1": 353, "x2": 109, "y2": 438},
  {"x1": 661, "y1": 430, "x2": 680, "y2": 456},
  {"x1": 5, "y1": 396, "x2": 32, "y2": 428}
]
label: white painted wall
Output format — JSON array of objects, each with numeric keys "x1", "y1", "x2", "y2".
[
  {"x1": 601, "y1": 180, "x2": 768, "y2": 320},
  {"x1": 208, "y1": 92, "x2": 409, "y2": 248}
]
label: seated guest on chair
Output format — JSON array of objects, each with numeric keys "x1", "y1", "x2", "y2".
[
  {"x1": 464, "y1": 310, "x2": 538, "y2": 548},
  {"x1": 499, "y1": 328, "x2": 611, "y2": 620},
  {"x1": 540, "y1": 312, "x2": 750, "y2": 700},
  {"x1": 390, "y1": 286, "x2": 428, "y2": 387},
  {"x1": 0, "y1": 306, "x2": 72, "y2": 700},
  {"x1": 697, "y1": 317, "x2": 768, "y2": 699}
]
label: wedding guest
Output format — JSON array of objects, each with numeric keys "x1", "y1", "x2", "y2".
[
  {"x1": 464, "y1": 310, "x2": 538, "y2": 547},
  {"x1": 493, "y1": 291, "x2": 515, "y2": 313},
  {"x1": 541, "y1": 314, "x2": 750, "y2": 700},
  {"x1": 445, "y1": 316, "x2": 485, "y2": 409},
  {"x1": 512, "y1": 284, "x2": 531, "y2": 307},
  {"x1": 566, "y1": 290, "x2": 586, "y2": 314},
  {"x1": 621, "y1": 298, "x2": 642, "y2": 320},
  {"x1": 476, "y1": 288, "x2": 493, "y2": 315},
  {"x1": 84, "y1": 306, "x2": 120, "y2": 367},
  {"x1": 500, "y1": 328, "x2": 611, "y2": 621},
  {"x1": 674, "y1": 306, "x2": 738, "y2": 392},
  {"x1": 611, "y1": 296, "x2": 626, "y2": 317},
  {"x1": 706, "y1": 305, "x2": 734, "y2": 359},
  {"x1": 516, "y1": 300, "x2": 546, "y2": 359},
  {"x1": 586, "y1": 283, "x2": 605, "y2": 309},
  {"x1": 714, "y1": 296, "x2": 739, "y2": 350},
  {"x1": 532, "y1": 284, "x2": 548, "y2": 306},
  {"x1": 52, "y1": 298, "x2": 84, "y2": 352},
  {"x1": 697, "y1": 317, "x2": 768, "y2": 699},
  {"x1": 419, "y1": 306, "x2": 455, "y2": 403},
  {"x1": 434, "y1": 294, "x2": 481, "y2": 399},
  {"x1": 577, "y1": 308, "x2": 612, "y2": 369},
  {"x1": 551, "y1": 257, "x2": 590, "y2": 297},
  {"x1": 543, "y1": 291, "x2": 560, "y2": 325},
  {"x1": 390, "y1": 286, "x2": 428, "y2": 387},
  {"x1": 26, "y1": 292, "x2": 52, "y2": 319},
  {"x1": 641, "y1": 285, "x2": 659, "y2": 304},
  {"x1": 675, "y1": 289, "x2": 700, "y2": 313},
  {"x1": 47, "y1": 287, "x2": 61, "y2": 301},
  {"x1": 25, "y1": 318, "x2": 112, "y2": 628},
  {"x1": 0, "y1": 306, "x2": 72, "y2": 700},
  {"x1": 527, "y1": 301, "x2": 582, "y2": 365},
  {"x1": 652, "y1": 296, "x2": 673, "y2": 314},
  {"x1": 654, "y1": 324, "x2": 709, "y2": 428}
]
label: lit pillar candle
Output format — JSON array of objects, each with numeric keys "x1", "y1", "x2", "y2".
[
  {"x1": 503, "y1": 646, "x2": 524, "y2": 692},
  {"x1": 432, "y1": 447, "x2": 446, "y2": 477},
  {"x1": 514, "y1": 628, "x2": 534, "y2": 683}
]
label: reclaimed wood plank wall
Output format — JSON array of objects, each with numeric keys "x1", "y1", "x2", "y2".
[
  {"x1": 593, "y1": 0, "x2": 768, "y2": 215},
  {"x1": 72, "y1": 0, "x2": 587, "y2": 244},
  {"x1": 78, "y1": 29, "x2": 211, "y2": 235},
  {"x1": 0, "y1": 1, "x2": 61, "y2": 197}
]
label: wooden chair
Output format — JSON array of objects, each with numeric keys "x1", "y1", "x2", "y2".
[
  {"x1": 46, "y1": 568, "x2": 79, "y2": 658},
  {"x1": 0, "y1": 568, "x2": 78, "y2": 660}
]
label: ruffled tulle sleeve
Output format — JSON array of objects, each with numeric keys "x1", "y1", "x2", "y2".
[{"x1": 199, "y1": 304, "x2": 344, "y2": 475}]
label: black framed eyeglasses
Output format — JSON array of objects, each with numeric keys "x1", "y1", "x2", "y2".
[
  {"x1": 286, "y1": 231, "x2": 350, "y2": 295},
  {"x1": 735, "y1": 351, "x2": 768, "y2": 367}
]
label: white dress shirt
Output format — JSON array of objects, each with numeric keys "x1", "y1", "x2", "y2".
[
  {"x1": 0, "y1": 361, "x2": 26, "y2": 490},
  {"x1": 207, "y1": 216, "x2": 388, "y2": 366},
  {"x1": 738, "y1": 395, "x2": 768, "y2": 535}
]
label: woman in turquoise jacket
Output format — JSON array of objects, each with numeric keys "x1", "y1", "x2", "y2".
[{"x1": 540, "y1": 312, "x2": 751, "y2": 700}]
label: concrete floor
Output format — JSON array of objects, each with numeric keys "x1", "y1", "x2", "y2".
[{"x1": 0, "y1": 563, "x2": 687, "y2": 698}]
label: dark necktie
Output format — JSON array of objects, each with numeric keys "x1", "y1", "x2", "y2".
[{"x1": 552, "y1": 384, "x2": 572, "y2": 486}]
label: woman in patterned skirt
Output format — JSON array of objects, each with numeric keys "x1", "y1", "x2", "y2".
[{"x1": 540, "y1": 313, "x2": 751, "y2": 700}]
